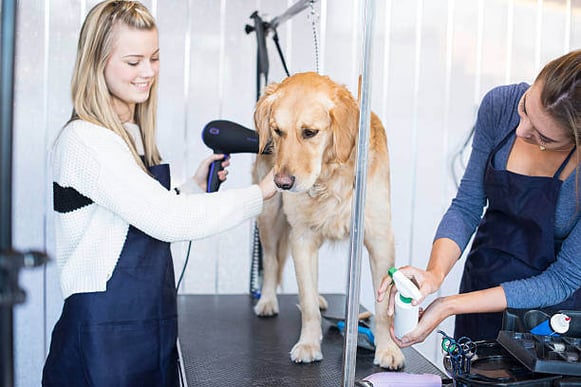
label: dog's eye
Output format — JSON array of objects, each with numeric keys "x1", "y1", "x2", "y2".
[{"x1": 302, "y1": 129, "x2": 319, "y2": 139}]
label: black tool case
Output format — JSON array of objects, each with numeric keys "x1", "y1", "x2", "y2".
[{"x1": 496, "y1": 309, "x2": 581, "y2": 384}]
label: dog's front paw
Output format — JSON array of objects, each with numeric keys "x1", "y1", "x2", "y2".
[
  {"x1": 290, "y1": 341, "x2": 323, "y2": 363},
  {"x1": 254, "y1": 296, "x2": 279, "y2": 316},
  {"x1": 373, "y1": 342, "x2": 405, "y2": 370}
]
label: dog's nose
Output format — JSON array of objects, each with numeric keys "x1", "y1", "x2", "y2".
[{"x1": 274, "y1": 174, "x2": 295, "y2": 190}]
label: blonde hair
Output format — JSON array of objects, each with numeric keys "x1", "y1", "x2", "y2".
[{"x1": 69, "y1": 0, "x2": 160, "y2": 170}]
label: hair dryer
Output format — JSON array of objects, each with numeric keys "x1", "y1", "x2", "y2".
[{"x1": 201, "y1": 120, "x2": 269, "y2": 192}]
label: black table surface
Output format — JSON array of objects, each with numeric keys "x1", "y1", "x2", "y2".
[{"x1": 177, "y1": 294, "x2": 447, "y2": 387}]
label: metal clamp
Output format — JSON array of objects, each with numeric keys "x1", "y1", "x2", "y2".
[{"x1": 0, "y1": 249, "x2": 48, "y2": 306}]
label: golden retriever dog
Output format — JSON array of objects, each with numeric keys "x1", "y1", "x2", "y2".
[{"x1": 251, "y1": 72, "x2": 404, "y2": 369}]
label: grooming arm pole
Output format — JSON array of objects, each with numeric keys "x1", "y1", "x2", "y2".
[
  {"x1": 270, "y1": 0, "x2": 319, "y2": 30},
  {"x1": 0, "y1": 2, "x2": 18, "y2": 385},
  {"x1": 0, "y1": 3, "x2": 49, "y2": 386},
  {"x1": 246, "y1": 11, "x2": 269, "y2": 100},
  {"x1": 245, "y1": 0, "x2": 320, "y2": 97},
  {"x1": 245, "y1": 0, "x2": 320, "y2": 298},
  {"x1": 341, "y1": 0, "x2": 376, "y2": 385}
]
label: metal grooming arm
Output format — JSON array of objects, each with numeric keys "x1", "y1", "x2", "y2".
[
  {"x1": 245, "y1": 0, "x2": 320, "y2": 299},
  {"x1": 269, "y1": 0, "x2": 318, "y2": 30},
  {"x1": 0, "y1": 2, "x2": 48, "y2": 386},
  {"x1": 342, "y1": 1, "x2": 376, "y2": 385},
  {"x1": 245, "y1": 0, "x2": 320, "y2": 97}
]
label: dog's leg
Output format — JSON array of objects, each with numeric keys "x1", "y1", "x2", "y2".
[
  {"x1": 365, "y1": 223, "x2": 405, "y2": 370},
  {"x1": 289, "y1": 230, "x2": 324, "y2": 363},
  {"x1": 254, "y1": 193, "x2": 288, "y2": 317},
  {"x1": 310, "y1": 252, "x2": 328, "y2": 311}
]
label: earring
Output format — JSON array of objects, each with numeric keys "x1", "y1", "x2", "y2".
[{"x1": 539, "y1": 145, "x2": 546, "y2": 151}]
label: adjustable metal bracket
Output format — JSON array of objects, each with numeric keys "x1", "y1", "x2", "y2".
[
  {"x1": 0, "y1": 250, "x2": 48, "y2": 306},
  {"x1": 0, "y1": 250, "x2": 48, "y2": 387}
]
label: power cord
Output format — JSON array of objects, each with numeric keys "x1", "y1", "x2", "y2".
[
  {"x1": 176, "y1": 242, "x2": 192, "y2": 387},
  {"x1": 176, "y1": 241, "x2": 192, "y2": 291}
]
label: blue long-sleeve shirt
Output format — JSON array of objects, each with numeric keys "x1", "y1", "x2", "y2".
[{"x1": 435, "y1": 83, "x2": 581, "y2": 309}]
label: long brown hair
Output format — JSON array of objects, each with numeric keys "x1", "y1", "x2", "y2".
[
  {"x1": 537, "y1": 50, "x2": 581, "y2": 206},
  {"x1": 69, "y1": 0, "x2": 161, "y2": 170}
]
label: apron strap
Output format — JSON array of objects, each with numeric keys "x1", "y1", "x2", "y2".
[
  {"x1": 490, "y1": 127, "x2": 516, "y2": 168},
  {"x1": 553, "y1": 146, "x2": 577, "y2": 179}
]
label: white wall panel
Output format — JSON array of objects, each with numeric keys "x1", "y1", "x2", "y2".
[
  {"x1": 573, "y1": 0, "x2": 581, "y2": 48},
  {"x1": 10, "y1": 1, "x2": 581, "y2": 384}
]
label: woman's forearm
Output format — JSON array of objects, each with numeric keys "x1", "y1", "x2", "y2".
[
  {"x1": 445, "y1": 286, "x2": 508, "y2": 315},
  {"x1": 397, "y1": 286, "x2": 509, "y2": 347},
  {"x1": 426, "y1": 238, "x2": 462, "y2": 288}
]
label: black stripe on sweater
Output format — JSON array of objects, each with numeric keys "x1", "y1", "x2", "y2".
[{"x1": 53, "y1": 182, "x2": 93, "y2": 213}]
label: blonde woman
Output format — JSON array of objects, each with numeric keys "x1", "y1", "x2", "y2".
[{"x1": 42, "y1": 1, "x2": 276, "y2": 386}]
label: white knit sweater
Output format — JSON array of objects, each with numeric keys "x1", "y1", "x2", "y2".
[{"x1": 52, "y1": 119, "x2": 263, "y2": 299}]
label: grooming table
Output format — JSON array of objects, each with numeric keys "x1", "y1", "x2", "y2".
[{"x1": 177, "y1": 294, "x2": 447, "y2": 386}]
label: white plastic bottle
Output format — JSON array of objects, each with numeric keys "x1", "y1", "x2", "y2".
[
  {"x1": 530, "y1": 313, "x2": 571, "y2": 336},
  {"x1": 550, "y1": 313, "x2": 571, "y2": 334},
  {"x1": 388, "y1": 267, "x2": 423, "y2": 339}
]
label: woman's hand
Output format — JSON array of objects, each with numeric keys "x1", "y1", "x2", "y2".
[
  {"x1": 377, "y1": 266, "x2": 435, "y2": 316},
  {"x1": 386, "y1": 286, "x2": 508, "y2": 348},
  {"x1": 400, "y1": 266, "x2": 443, "y2": 304},
  {"x1": 389, "y1": 297, "x2": 450, "y2": 347},
  {"x1": 259, "y1": 169, "x2": 277, "y2": 200},
  {"x1": 193, "y1": 154, "x2": 230, "y2": 192}
]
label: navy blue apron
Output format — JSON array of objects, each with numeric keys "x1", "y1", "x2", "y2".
[
  {"x1": 43, "y1": 163, "x2": 178, "y2": 387},
  {"x1": 455, "y1": 129, "x2": 580, "y2": 341}
]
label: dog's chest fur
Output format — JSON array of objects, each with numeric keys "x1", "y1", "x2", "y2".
[{"x1": 281, "y1": 177, "x2": 354, "y2": 241}]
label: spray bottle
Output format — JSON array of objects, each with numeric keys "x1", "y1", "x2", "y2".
[{"x1": 388, "y1": 267, "x2": 423, "y2": 339}]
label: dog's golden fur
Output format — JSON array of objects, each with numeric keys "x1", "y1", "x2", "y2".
[{"x1": 252, "y1": 72, "x2": 403, "y2": 369}]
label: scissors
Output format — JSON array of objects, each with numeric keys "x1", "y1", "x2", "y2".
[{"x1": 438, "y1": 330, "x2": 477, "y2": 383}]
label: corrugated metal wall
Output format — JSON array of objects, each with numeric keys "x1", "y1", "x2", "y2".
[{"x1": 11, "y1": 0, "x2": 581, "y2": 385}]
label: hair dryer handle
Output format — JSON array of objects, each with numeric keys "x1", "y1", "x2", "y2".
[{"x1": 207, "y1": 157, "x2": 225, "y2": 193}]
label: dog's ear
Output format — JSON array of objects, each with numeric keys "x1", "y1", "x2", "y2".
[
  {"x1": 254, "y1": 82, "x2": 279, "y2": 153},
  {"x1": 328, "y1": 86, "x2": 358, "y2": 163}
]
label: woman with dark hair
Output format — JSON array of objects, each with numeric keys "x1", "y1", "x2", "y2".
[{"x1": 378, "y1": 49, "x2": 581, "y2": 347}]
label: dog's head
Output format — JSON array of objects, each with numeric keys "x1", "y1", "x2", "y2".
[{"x1": 254, "y1": 72, "x2": 358, "y2": 193}]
